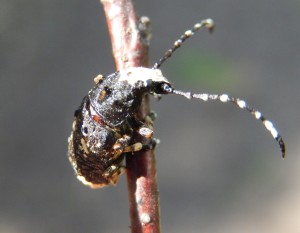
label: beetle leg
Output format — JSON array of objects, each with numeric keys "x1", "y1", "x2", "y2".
[
  {"x1": 136, "y1": 112, "x2": 157, "y2": 139},
  {"x1": 152, "y1": 93, "x2": 162, "y2": 101},
  {"x1": 103, "y1": 141, "x2": 144, "y2": 183},
  {"x1": 104, "y1": 138, "x2": 159, "y2": 182},
  {"x1": 111, "y1": 135, "x2": 143, "y2": 159},
  {"x1": 143, "y1": 111, "x2": 157, "y2": 127},
  {"x1": 141, "y1": 138, "x2": 160, "y2": 151},
  {"x1": 138, "y1": 126, "x2": 153, "y2": 139},
  {"x1": 103, "y1": 164, "x2": 125, "y2": 185},
  {"x1": 103, "y1": 152, "x2": 126, "y2": 184},
  {"x1": 123, "y1": 142, "x2": 143, "y2": 152},
  {"x1": 147, "y1": 111, "x2": 157, "y2": 122},
  {"x1": 112, "y1": 136, "x2": 142, "y2": 152}
]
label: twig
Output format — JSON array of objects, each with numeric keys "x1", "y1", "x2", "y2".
[{"x1": 101, "y1": 1, "x2": 161, "y2": 233}]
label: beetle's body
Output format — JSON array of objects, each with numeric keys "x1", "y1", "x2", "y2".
[{"x1": 68, "y1": 68, "x2": 169, "y2": 188}]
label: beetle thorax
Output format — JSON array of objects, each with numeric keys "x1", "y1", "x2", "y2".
[{"x1": 118, "y1": 67, "x2": 169, "y2": 86}]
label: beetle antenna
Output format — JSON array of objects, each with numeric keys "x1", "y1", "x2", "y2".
[
  {"x1": 171, "y1": 88, "x2": 286, "y2": 158},
  {"x1": 152, "y1": 19, "x2": 214, "y2": 69}
]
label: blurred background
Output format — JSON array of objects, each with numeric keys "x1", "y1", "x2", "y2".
[{"x1": 1, "y1": 0, "x2": 299, "y2": 232}]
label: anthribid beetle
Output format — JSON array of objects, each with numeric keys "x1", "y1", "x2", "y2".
[{"x1": 68, "y1": 19, "x2": 285, "y2": 188}]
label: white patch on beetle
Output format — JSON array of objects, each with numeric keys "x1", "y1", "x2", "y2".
[
  {"x1": 94, "y1": 74, "x2": 104, "y2": 84},
  {"x1": 118, "y1": 67, "x2": 169, "y2": 86},
  {"x1": 220, "y1": 94, "x2": 229, "y2": 102},
  {"x1": 195, "y1": 93, "x2": 209, "y2": 101},
  {"x1": 72, "y1": 120, "x2": 76, "y2": 131},
  {"x1": 254, "y1": 111, "x2": 262, "y2": 119},
  {"x1": 80, "y1": 138, "x2": 89, "y2": 154},
  {"x1": 184, "y1": 30, "x2": 193, "y2": 37},
  {"x1": 237, "y1": 100, "x2": 246, "y2": 109},
  {"x1": 270, "y1": 127, "x2": 279, "y2": 139},
  {"x1": 77, "y1": 175, "x2": 106, "y2": 188},
  {"x1": 264, "y1": 120, "x2": 273, "y2": 131},
  {"x1": 264, "y1": 120, "x2": 279, "y2": 138},
  {"x1": 174, "y1": 39, "x2": 182, "y2": 47}
]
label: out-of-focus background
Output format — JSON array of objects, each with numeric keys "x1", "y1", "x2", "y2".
[{"x1": 1, "y1": 0, "x2": 299, "y2": 232}]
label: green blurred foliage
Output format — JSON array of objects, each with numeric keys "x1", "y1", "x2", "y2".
[{"x1": 164, "y1": 49, "x2": 241, "y2": 91}]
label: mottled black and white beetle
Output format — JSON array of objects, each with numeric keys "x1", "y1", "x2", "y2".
[{"x1": 68, "y1": 19, "x2": 285, "y2": 188}]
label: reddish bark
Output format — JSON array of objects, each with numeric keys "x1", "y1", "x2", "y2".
[{"x1": 101, "y1": 1, "x2": 161, "y2": 233}]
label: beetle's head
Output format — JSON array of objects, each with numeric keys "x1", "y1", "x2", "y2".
[{"x1": 118, "y1": 67, "x2": 174, "y2": 96}]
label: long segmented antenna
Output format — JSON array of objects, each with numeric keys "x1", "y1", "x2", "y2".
[
  {"x1": 152, "y1": 19, "x2": 214, "y2": 69},
  {"x1": 161, "y1": 84, "x2": 286, "y2": 158}
]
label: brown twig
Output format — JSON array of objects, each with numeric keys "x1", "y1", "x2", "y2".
[{"x1": 101, "y1": 1, "x2": 161, "y2": 233}]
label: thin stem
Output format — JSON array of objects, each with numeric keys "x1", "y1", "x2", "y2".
[{"x1": 101, "y1": 1, "x2": 161, "y2": 233}]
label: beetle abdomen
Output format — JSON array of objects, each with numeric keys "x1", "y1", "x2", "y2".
[{"x1": 68, "y1": 97, "x2": 120, "y2": 188}]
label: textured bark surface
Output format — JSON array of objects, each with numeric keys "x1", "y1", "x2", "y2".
[{"x1": 101, "y1": 1, "x2": 161, "y2": 233}]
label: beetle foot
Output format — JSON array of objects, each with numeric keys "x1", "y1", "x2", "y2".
[
  {"x1": 103, "y1": 165, "x2": 125, "y2": 185},
  {"x1": 138, "y1": 127, "x2": 153, "y2": 139},
  {"x1": 137, "y1": 112, "x2": 157, "y2": 138},
  {"x1": 147, "y1": 111, "x2": 157, "y2": 121},
  {"x1": 141, "y1": 138, "x2": 160, "y2": 151}
]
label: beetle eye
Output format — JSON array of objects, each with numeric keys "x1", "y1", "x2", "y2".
[{"x1": 161, "y1": 83, "x2": 173, "y2": 94}]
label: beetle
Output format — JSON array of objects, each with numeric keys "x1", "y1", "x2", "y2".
[{"x1": 68, "y1": 19, "x2": 285, "y2": 188}]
